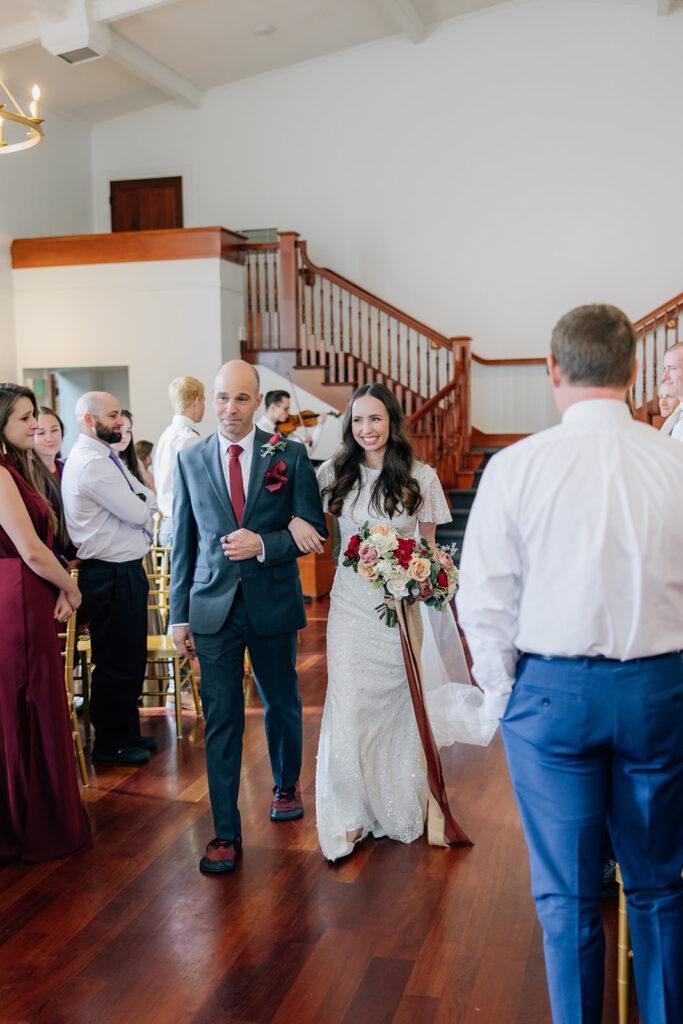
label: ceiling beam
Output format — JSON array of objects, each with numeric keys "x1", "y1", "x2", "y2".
[
  {"x1": 379, "y1": 0, "x2": 425, "y2": 44},
  {"x1": 656, "y1": 0, "x2": 672, "y2": 14},
  {"x1": 19, "y1": 0, "x2": 68, "y2": 20},
  {"x1": 93, "y1": 0, "x2": 185, "y2": 23},
  {"x1": 108, "y1": 27, "x2": 201, "y2": 106},
  {"x1": 0, "y1": 21, "x2": 40, "y2": 55}
]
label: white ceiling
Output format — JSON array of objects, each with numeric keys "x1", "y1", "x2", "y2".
[{"x1": 0, "y1": 0, "x2": 674, "y2": 125}]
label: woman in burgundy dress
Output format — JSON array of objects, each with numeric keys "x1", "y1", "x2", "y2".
[{"x1": 0, "y1": 384, "x2": 91, "y2": 862}]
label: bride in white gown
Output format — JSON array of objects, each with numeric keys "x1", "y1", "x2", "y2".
[{"x1": 290, "y1": 383, "x2": 481, "y2": 862}]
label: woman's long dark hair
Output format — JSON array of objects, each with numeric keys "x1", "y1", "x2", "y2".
[
  {"x1": 118, "y1": 410, "x2": 146, "y2": 485},
  {"x1": 323, "y1": 383, "x2": 422, "y2": 518},
  {"x1": 0, "y1": 384, "x2": 65, "y2": 543}
]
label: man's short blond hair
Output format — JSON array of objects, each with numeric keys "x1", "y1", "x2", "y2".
[{"x1": 169, "y1": 376, "x2": 204, "y2": 414}]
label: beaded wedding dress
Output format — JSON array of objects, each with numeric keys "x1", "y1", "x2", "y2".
[{"x1": 316, "y1": 459, "x2": 459, "y2": 861}]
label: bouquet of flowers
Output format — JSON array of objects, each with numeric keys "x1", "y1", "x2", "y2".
[{"x1": 342, "y1": 521, "x2": 458, "y2": 627}]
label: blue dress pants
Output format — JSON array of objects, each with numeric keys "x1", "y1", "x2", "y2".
[
  {"x1": 501, "y1": 652, "x2": 683, "y2": 1024},
  {"x1": 193, "y1": 587, "x2": 301, "y2": 840}
]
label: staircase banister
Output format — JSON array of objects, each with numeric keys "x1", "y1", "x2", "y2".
[
  {"x1": 405, "y1": 361, "x2": 464, "y2": 426},
  {"x1": 297, "y1": 240, "x2": 469, "y2": 353},
  {"x1": 632, "y1": 290, "x2": 683, "y2": 331}
]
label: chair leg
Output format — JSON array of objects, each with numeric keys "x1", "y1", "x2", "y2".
[
  {"x1": 173, "y1": 657, "x2": 183, "y2": 739},
  {"x1": 616, "y1": 865, "x2": 631, "y2": 1024},
  {"x1": 71, "y1": 705, "x2": 88, "y2": 786},
  {"x1": 80, "y1": 649, "x2": 91, "y2": 743},
  {"x1": 188, "y1": 660, "x2": 201, "y2": 715}
]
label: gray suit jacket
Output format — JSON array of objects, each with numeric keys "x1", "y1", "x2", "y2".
[{"x1": 170, "y1": 427, "x2": 327, "y2": 636}]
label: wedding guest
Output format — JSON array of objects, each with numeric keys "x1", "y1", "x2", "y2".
[
  {"x1": 61, "y1": 392, "x2": 158, "y2": 766},
  {"x1": 0, "y1": 383, "x2": 91, "y2": 862},
  {"x1": 153, "y1": 377, "x2": 204, "y2": 547},
  {"x1": 286, "y1": 383, "x2": 473, "y2": 862},
  {"x1": 458, "y1": 304, "x2": 683, "y2": 1024},
  {"x1": 111, "y1": 409, "x2": 147, "y2": 485},
  {"x1": 134, "y1": 440, "x2": 155, "y2": 489},
  {"x1": 662, "y1": 342, "x2": 683, "y2": 440},
  {"x1": 33, "y1": 406, "x2": 74, "y2": 562},
  {"x1": 658, "y1": 384, "x2": 681, "y2": 436}
]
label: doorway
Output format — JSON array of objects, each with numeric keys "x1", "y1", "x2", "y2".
[{"x1": 110, "y1": 177, "x2": 183, "y2": 232}]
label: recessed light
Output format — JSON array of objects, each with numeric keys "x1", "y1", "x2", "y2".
[{"x1": 253, "y1": 25, "x2": 276, "y2": 36}]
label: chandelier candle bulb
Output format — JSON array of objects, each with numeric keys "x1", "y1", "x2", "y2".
[{"x1": 31, "y1": 85, "x2": 39, "y2": 119}]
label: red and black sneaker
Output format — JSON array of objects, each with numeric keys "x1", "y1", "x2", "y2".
[
  {"x1": 270, "y1": 783, "x2": 304, "y2": 821},
  {"x1": 199, "y1": 836, "x2": 242, "y2": 874}
]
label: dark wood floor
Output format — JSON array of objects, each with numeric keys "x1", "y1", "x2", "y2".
[{"x1": 1, "y1": 597, "x2": 638, "y2": 1024}]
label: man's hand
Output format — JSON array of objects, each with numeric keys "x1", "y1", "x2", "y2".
[
  {"x1": 220, "y1": 528, "x2": 264, "y2": 561},
  {"x1": 172, "y1": 624, "x2": 196, "y2": 658},
  {"x1": 288, "y1": 516, "x2": 325, "y2": 554}
]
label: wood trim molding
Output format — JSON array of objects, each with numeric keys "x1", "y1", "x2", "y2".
[
  {"x1": 472, "y1": 354, "x2": 546, "y2": 366},
  {"x1": 11, "y1": 227, "x2": 248, "y2": 269},
  {"x1": 471, "y1": 427, "x2": 531, "y2": 447}
]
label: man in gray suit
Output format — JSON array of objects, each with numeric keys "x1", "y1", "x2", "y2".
[{"x1": 170, "y1": 360, "x2": 327, "y2": 873}]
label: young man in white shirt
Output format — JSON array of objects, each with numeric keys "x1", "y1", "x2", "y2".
[
  {"x1": 61, "y1": 392, "x2": 158, "y2": 766},
  {"x1": 255, "y1": 389, "x2": 326, "y2": 454},
  {"x1": 153, "y1": 376, "x2": 205, "y2": 546},
  {"x1": 458, "y1": 305, "x2": 683, "y2": 1024},
  {"x1": 661, "y1": 343, "x2": 683, "y2": 440}
]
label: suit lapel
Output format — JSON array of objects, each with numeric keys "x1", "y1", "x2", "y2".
[
  {"x1": 242, "y1": 426, "x2": 278, "y2": 527},
  {"x1": 201, "y1": 433, "x2": 238, "y2": 530}
]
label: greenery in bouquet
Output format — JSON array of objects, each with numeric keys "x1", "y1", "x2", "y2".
[{"x1": 342, "y1": 521, "x2": 459, "y2": 627}]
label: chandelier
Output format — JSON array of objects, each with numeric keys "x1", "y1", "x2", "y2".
[{"x1": 0, "y1": 78, "x2": 44, "y2": 154}]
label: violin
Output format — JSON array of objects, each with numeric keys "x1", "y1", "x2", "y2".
[{"x1": 277, "y1": 410, "x2": 338, "y2": 435}]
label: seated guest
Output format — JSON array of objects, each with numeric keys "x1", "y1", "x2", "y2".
[
  {"x1": 0, "y1": 383, "x2": 91, "y2": 862},
  {"x1": 33, "y1": 406, "x2": 75, "y2": 563},
  {"x1": 256, "y1": 389, "x2": 327, "y2": 453},
  {"x1": 659, "y1": 385, "x2": 681, "y2": 435},
  {"x1": 153, "y1": 376, "x2": 204, "y2": 547},
  {"x1": 134, "y1": 440, "x2": 155, "y2": 490},
  {"x1": 61, "y1": 392, "x2": 158, "y2": 766}
]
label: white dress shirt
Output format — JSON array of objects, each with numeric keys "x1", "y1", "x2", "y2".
[
  {"x1": 153, "y1": 414, "x2": 201, "y2": 516},
  {"x1": 217, "y1": 426, "x2": 265, "y2": 560},
  {"x1": 255, "y1": 414, "x2": 323, "y2": 452},
  {"x1": 667, "y1": 406, "x2": 683, "y2": 441},
  {"x1": 61, "y1": 434, "x2": 158, "y2": 561},
  {"x1": 457, "y1": 399, "x2": 683, "y2": 716}
]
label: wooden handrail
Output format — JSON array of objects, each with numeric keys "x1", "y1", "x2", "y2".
[
  {"x1": 632, "y1": 290, "x2": 683, "y2": 330},
  {"x1": 472, "y1": 354, "x2": 546, "y2": 366},
  {"x1": 297, "y1": 240, "x2": 466, "y2": 354},
  {"x1": 405, "y1": 362, "x2": 463, "y2": 424}
]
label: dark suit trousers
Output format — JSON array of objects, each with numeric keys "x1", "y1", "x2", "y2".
[
  {"x1": 194, "y1": 586, "x2": 301, "y2": 839},
  {"x1": 79, "y1": 558, "x2": 149, "y2": 751}
]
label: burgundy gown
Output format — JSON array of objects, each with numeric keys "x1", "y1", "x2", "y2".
[{"x1": 0, "y1": 453, "x2": 92, "y2": 862}]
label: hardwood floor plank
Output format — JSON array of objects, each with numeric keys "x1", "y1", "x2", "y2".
[{"x1": 339, "y1": 957, "x2": 414, "y2": 1024}]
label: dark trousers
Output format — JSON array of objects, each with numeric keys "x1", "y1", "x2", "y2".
[
  {"x1": 501, "y1": 653, "x2": 683, "y2": 1024},
  {"x1": 79, "y1": 558, "x2": 149, "y2": 751},
  {"x1": 194, "y1": 587, "x2": 302, "y2": 839}
]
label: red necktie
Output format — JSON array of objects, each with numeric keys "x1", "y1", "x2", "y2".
[{"x1": 228, "y1": 444, "x2": 245, "y2": 525}]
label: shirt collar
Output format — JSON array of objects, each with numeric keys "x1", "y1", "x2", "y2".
[
  {"x1": 76, "y1": 433, "x2": 112, "y2": 455},
  {"x1": 217, "y1": 424, "x2": 256, "y2": 458},
  {"x1": 173, "y1": 413, "x2": 199, "y2": 433},
  {"x1": 561, "y1": 398, "x2": 633, "y2": 428}
]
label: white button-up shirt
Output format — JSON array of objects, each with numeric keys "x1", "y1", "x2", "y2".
[
  {"x1": 457, "y1": 399, "x2": 683, "y2": 715},
  {"x1": 218, "y1": 424, "x2": 256, "y2": 501},
  {"x1": 153, "y1": 414, "x2": 201, "y2": 517},
  {"x1": 668, "y1": 407, "x2": 683, "y2": 441},
  {"x1": 62, "y1": 434, "x2": 158, "y2": 561}
]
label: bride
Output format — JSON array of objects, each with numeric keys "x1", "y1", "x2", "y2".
[{"x1": 289, "y1": 382, "x2": 475, "y2": 862}]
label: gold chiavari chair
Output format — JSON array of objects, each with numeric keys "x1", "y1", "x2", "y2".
[
  {"x1": 58, "y1": 570, "x2": 88, "y2": 786},
  {"x1": 143, "y1": 545, "x2": 201, "y2": 738},
  {"x1": 616, "y1": 865, "x2": 633, "y2": 1024}
]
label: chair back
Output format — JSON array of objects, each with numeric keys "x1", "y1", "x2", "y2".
[
  {"x1": 57, "y1": 568, "x2": 79, "y2": 697},
  {"x1": 146, "y1": 546, "x2": 172, "y2": 626}
]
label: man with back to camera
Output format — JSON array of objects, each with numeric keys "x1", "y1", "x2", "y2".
[
  {"x1": 457, "y1": 305, "x2": 683, "y2": 1024},
  {"x1": 153, "y1": 376, "x2": 205, "y2": 547},
  {"x1": 61, "y1": 391, "x2": 158, "y2": 765},
  {"x1": 170, "y1": 361, "x2": 327, "y2": 874}
]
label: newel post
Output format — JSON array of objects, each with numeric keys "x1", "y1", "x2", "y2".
[
  {"x1": 277, "y1": 231, "x2": 300, "y2": 350},
  {"x1": 451, "y1": 336, "x2": 471, "y2": 460}
]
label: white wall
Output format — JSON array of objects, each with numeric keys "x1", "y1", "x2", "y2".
[
  {"x1": 12, "y1": 257, "x2": 244, "y2": 445},
  {"x1": 0, "y1": 107, "x2": 92, "y2": 239},
  {"x1": 0, "y1": 237, "x2": 16, "y2": 381},
  {"x1": 88, "y1": 0, "x2": 683, "y2": 434}
]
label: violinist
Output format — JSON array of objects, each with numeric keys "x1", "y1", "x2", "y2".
[{"x1": 256, "y1": 390, "x2": 328, "y2": 455}]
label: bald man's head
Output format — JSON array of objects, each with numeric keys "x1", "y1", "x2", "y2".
[
  {"x1": 76, "y1": 391, "x2": 124, "y2": 446},
  {"x1": 212, "y1": 361, "x2": 263, "y2": 442}
]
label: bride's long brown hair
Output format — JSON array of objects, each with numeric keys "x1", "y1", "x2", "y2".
[{"x1": 322, "y1": 383, "x2": 422, "y2": 519}]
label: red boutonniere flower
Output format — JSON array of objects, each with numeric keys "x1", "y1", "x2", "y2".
[{"x1": 264, "y1": 458, "x2": 288, "y2": 492}]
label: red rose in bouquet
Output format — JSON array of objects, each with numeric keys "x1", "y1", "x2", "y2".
[
  {"x1": 395, "y1": 536, "x2": 416, "y2": 568},
  {"x1": 436, "y1": 569, "x2": 448, "y2": 588},
  {"x1": 344, "y1": 534, "x2": 361, "y2": 560}
]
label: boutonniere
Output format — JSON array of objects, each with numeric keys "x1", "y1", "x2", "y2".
[
  {"x1": 264, "y1": 458, "x2": 288, "y2": 493},
  {"x1": 260, "y1": 432, "x2": 287, "y2": 458}
]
